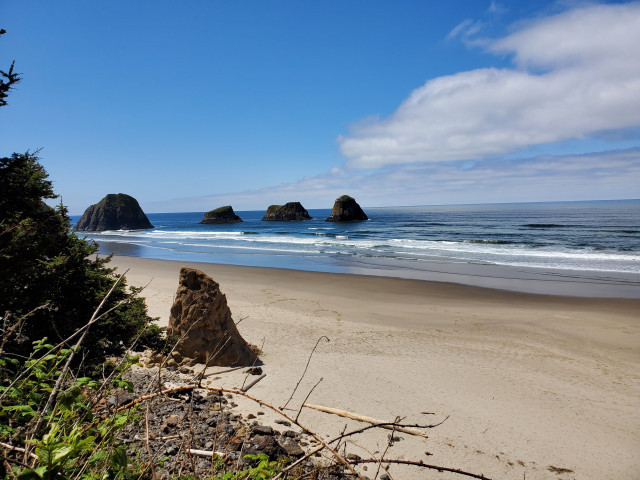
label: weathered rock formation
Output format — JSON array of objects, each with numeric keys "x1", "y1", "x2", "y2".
[
  {"x1": 74, "y1": 193, "x2": 154, "y2": 231},
  {"x1": 167, "y1": 267, "x2": 257, "y2": 366},
  {"x1": 200, "y1": 206, "x2": 243, "y2": 224},
  {"x1": 325, "y1": 195, "x2": 368, "y2": 222},
  {"x1": 262, "y1": 202, "x2": 312, "y2": 221}
]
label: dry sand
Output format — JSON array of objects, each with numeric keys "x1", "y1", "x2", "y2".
[{"x1": 109, "y1": 255, "x2": 640, "y2": 480}]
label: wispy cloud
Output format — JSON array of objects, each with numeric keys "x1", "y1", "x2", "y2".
[
  {"x1": 338, "y1": 2, "x2": 640, "y2": 169},
  {"x1": 446, "y1": 19, "x2": 484, "y2": 41},
  {"x1": 488, "y1": 1, "x2": 507, "y2": 15},
  {"x1": 146, "y1": 149, "x2": 640, "y2": 212}
]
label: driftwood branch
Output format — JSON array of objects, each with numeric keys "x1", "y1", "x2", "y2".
[
  {"x1": 241, "y1": 373, "x2": 266, "y2": 392},
  {"x1": 186, "y1": 449, "x2": 226, "y2": 458},
  {"x1": 302, "y1": 403, "x2": 429, "y2": 438}
]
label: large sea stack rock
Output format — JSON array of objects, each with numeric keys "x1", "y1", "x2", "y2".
[
  {"x1": 325, "y1": 195, "x2": 368, "y2": 222},
  {"x1": 262, "y1": 202, "x2": 312, "y2": 221},
  {"x1": 74, "y1": 193, "x2": 154, "y2": 231},
  {"x1": 167, "y1": 267, "x2": 257, "y2": 366},
  {"x1": 200, "y1": 206, "x2": 243, "y2": 224}
]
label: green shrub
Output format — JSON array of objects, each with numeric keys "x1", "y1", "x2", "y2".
[{"x1": 0, "y1": 152, "x2": 163, "y2": 373}]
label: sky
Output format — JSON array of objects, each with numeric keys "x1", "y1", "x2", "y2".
[{"x1": 1, "y1": 0, "x2": 639, "y2": 214}]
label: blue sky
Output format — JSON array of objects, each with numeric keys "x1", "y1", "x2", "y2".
[{"x1": 1, "y1": 1, "x2": 639, "y2": 214}]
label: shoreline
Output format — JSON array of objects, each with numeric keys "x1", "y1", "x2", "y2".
[
  {"x1": 109, "y1": 255, "x2": 640, "y2": 480},
  {"x1": 99, "y1": 246, "x2": 640, "y2": 299}
]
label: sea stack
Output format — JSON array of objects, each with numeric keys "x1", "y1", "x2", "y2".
[
  {"x1": 168, "y1": 267, "x2": 258, "y2": 366},
  {"x1": 74, "y1": 193, "x2": 154, "y2": 231},
  {"x1": 262, "y1": 202, "x2": 312, "y2": 221},
  {"x1": 200, "y1": 206, "x2": 243, "y2": 224},
  {"x1": 325, "y1": 195, "x2": 368, "y2": 222}
]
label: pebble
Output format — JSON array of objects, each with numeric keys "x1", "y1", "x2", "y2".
[
  {"x1": 165, "y1": 446, "x2": 178, "y2": 456},
  {"x1": 252, "y1": 425, "x2": 274, "y2": 436}
]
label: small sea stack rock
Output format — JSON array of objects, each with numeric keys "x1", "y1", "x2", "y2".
[
  {"x1": 325, "y1": 195, "x2": 368, "y2": 222},
  {"x1": 74, "y1": 193, "x2": 154, "y2": 231},
  {"x1": 200, "y1": 206, "x2": 243, "y2": 224},
  {"x1": 262, "y1": 202, "x2": 312, "y2": 221},
  {"x1": 168, "y1": 267, "x2": 258, "y2": 366}
]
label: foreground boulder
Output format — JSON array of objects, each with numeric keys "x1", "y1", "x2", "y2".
[
  {"x1": 325, "y1": 195, "x2": 368, "y2": 222},
  {"x1": 200, "y1": 206, "x2": 243, "y2": 224},
  {"x1": 167, "y1": 267, "x2": 257, "y2": 366},
  {"x1": 74, "y1": 193, "x2": 154, "y2": 231},
  {"x1": 262, "y1": 202, "x2": 312, "y2": 221}
]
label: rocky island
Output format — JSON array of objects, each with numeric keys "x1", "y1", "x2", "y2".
[
  {"x1": 325, "y1": 195, "x2": 368, "y2": 222},
  {"x1": 200, "y1": 205, "x2": 243, "y2": 224},
  {"x1": 262, "y1": 202, "x2": 312, "y2": 221},
  {"x1": 74, "y1": 193, "x2": 154, "y2": 231}
]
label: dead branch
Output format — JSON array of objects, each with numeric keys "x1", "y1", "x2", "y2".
[
  {"x1": 347, "y1": 458, "x2": 493, "y2": 480},
  {"x1": 0, "y1": 442, "x2": 38, "y2": 461},
  {"x1": 144, "y1": 402, "x2": 158, "y2": 480},
  {"x1": 201, "y1": 365, "x2": 245, "y2": 378},
  {"x1": 303, "y1": 404, "x2": 429, "y2": 438},
  {"x1": 329, "y1": 417, "x2": 449, "y2": 446}
]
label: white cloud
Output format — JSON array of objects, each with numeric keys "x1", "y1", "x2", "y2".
[
  {"x1": 338, "y1": 2, "x2": 640, "y2": 169},
  {"x1": 146, "y1": 149, "x2": 640, "y2": 212}
]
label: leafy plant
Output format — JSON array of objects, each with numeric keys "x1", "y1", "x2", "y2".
[{"x1": 1, "y1": 340, "x2": 142, "y2": 480}]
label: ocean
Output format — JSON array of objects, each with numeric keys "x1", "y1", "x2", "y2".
[{"x1": 71, "y1": 200, "x2": 640, "y2": 297}]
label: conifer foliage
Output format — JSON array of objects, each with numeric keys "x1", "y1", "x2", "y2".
[
  {"x1": 0, "y1": 152, "x2": 163, "y2": 371},
  {"x1": 0, "y1": 29, "x2": 162, "y2": 371}
]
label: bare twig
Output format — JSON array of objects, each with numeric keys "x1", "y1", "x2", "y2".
[
  {"x1": 375, "y1": 420, "x2": 398, "y2": 479},
  {"x1": 26, "y1": 271, "x2": 128, "y2": 463},
  {"x1": 145, "y1": 403, "x2": 158, "y2": 480},
  {"x1": 280, "y1": 335, "x2": 329, "y2": 411},
  {"x1": 273, "y1": 445, "x2": 325, "y2": 480},
  {"x1": 295, "y1": 377, "x2": 323, "y2": 423}
]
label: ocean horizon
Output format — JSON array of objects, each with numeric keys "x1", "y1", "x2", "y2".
[{"x1": 71, "y1": 199, "x2": 640, "y2": 298}]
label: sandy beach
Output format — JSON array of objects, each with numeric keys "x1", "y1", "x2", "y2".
[{"x1": 109, "y1": 255, "x2": 640, "y2": 480}]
